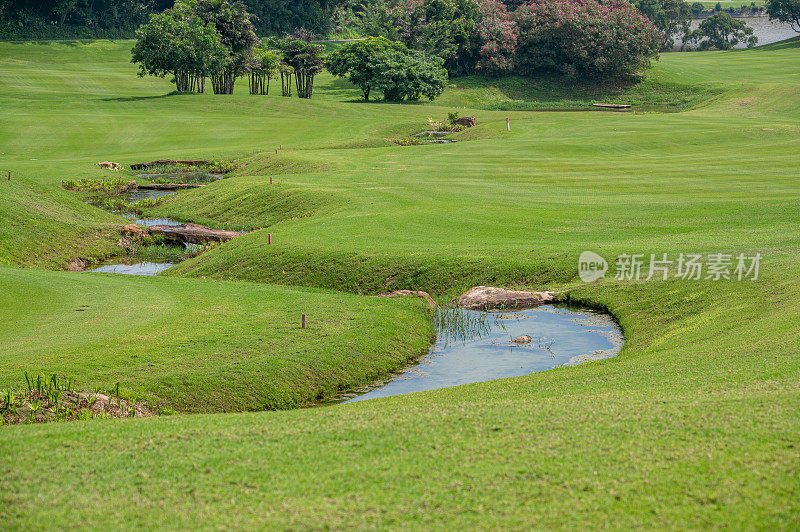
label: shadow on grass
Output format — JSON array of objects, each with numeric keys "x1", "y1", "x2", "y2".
[{"x1": 99, "y1": 91, "x2": 197, "y2": 102}]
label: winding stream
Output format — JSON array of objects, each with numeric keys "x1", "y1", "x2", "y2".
[
  {"x1": 89, "y1": 262, "x2": 175, "y2": 275},
  {"x1": 327, "y1": 304, "x2": 623, "y2": 404}
]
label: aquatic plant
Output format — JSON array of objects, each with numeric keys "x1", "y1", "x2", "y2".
[
  {"x1": 61, "y1": 177, "x2": 131, "y2": 192},
  {"x1": 435, "y1": 307, "x2": 504, "y2": 346}
]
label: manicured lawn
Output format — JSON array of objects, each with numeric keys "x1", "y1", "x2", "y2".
[
  {"x1": 0, "y1": 38, "x2": 798, "y2": 528},
  {"x1": 0, "y1": 266, "x2": 431, "y2": 413}
]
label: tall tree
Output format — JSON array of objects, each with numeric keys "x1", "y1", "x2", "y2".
[
  {"x1": 632, "y1": 0, "x2": 692, "y2": 50},
  {"x1": 247, "y1": 44, "x2": 280, "y2": 95},
  {"x1": 765, "y1": 0, "x2": 800, "y2": 32},
  {"x1": 688, "y1": 12, "x2": 758, "y2": 49},
  {"x1": 281, "y1": 40, "x2": 325, "y2": 98},
  {"x1": 187, "y1": 0, "x2": 259, "y2": 94}
]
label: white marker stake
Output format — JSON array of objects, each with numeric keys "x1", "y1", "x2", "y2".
[{"x1": 507, "y1": 118, "x2": 511, "y2": 131}]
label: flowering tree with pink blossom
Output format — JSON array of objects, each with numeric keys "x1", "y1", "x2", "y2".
[{"x1": 513, "y1": 0, "x2": 662, "y2": 78}]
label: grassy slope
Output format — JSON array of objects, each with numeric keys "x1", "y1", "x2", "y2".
[
  {"x1": 0, "y1": 266, "x2": 431, "y2": 412},
  {"x1": 0, "y1": 40, "x2": 799, "y2": 528},
  {"x1": 158, "y1": 41, "x2": 800, "y2": 296}
]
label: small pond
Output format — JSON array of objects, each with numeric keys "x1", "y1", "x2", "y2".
[
  {"x1": 122, "y1": 214, "x2": 182, "y2": 227},
  {"x1": 89, "y1": 262, "x2": 175, "y2": 276},
  {"x1": 331, "y1": 305, "x2": 623, "y2": 404}
]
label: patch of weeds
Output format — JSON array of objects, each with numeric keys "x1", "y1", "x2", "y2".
[
  {"x1": 144, "y1": 172, "x2": 221, "y2": 185},
  {"x1": 136, "y1": 160, "x2": 240, "y2": 175},
  {"x1": 102, "y1": 196, "x2": 169, "y2": 214},
  {"x1": 62, "y1": 177, "x2": 133, "y2": 193},
  {"x1": 0, "y1": 373, "x2": 152, "y2": 426},
  {"x1": 391, "y1": 137, "x2": 428, "y2": 146}
]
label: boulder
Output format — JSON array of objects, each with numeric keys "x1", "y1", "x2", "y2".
[
  {"x1": 452, "y1": 116, "x2": 477, "y2": 127},
  {"x1": 511, "y1": 335, "x2": 533, "y2": 344},
  {"x1": 455, "y1": 286, "x2": 554, "y2": 310}
]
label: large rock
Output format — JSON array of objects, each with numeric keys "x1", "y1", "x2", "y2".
[
  {"x1": 148, "y1": 223, "x2": 241, "y2": 244},
  {"x1": 455, "y1": 286, "x2": 554, "y2": 310},
  {"x1": 452, "y1": 116, "x2": 477, "y2": 127}
]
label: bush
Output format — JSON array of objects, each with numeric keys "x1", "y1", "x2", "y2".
[
  {"x1": 325, "y1": 36, "x2": 410, "y2": 100},
  {"x1": 513, "y1": 0, "x2": 661, "y2": 79},
  {"x1": 369, "y1": 48, "x2": 449, "y2": 101}
]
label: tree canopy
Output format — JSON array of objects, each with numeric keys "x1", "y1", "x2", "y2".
[
  {"x1": 325, "y1": 36, "x2": 409, "y2": 100},
  {"x1": 765, "y1": 0, "x2": 800, "y2": 32},
  {"x1": 131, "y1": 9, "x2": 228, "y2": 93},
  {"x1": 689, "y1": 12, "x2": 758, "y2": 49}
]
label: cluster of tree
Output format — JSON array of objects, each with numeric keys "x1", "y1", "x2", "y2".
[
  {"x1": 339, "y1": 0, "x2": 661, "y2": 79},
  {"x1": 132, "y1": 0, "x2": 327, "y2": 97},
  {"x1": 326, "y1": 37, "x2": 448, "y2": 101}
]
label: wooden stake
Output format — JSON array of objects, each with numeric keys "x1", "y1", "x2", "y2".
[
  {"x1": 268, "y1": 233, "x2": 272, "y2": 245},
  {"x1": 270, "y1": 176, "x2": 273, "y2": 185},
  {"x1": 301, "y1": 314, "x2": 306, "y2": 329}
]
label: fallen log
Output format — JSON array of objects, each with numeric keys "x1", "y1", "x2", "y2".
[
  {"x1": 130, "y1": 159, "x2": 211, "y2": 170},
  {"x1": 137, "y1": 183, "x2": 205, "y2": 190},
  {"x1": 148, "y1": 223, "x2": 241, "y2": 244}
]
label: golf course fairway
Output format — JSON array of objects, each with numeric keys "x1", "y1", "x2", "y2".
[{"x1": 0, "y1": 38, "x2": 798, "y2": 528}]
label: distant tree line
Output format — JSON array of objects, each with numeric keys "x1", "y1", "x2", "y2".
[{"x1": 0, "y1": 0, "x2": 337, "y2": 40}]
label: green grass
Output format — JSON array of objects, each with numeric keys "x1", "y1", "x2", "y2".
[
  {"x1": 0, "y1": 38, "x2": 799, "y2": 528},
  {"x1": 0, "y1": 266, "x2": 431, "y2": 413}
]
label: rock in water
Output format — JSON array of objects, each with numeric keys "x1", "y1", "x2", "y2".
[
  {"x1": 455, "y1": 286, "x2": 554, "y2": 310},
  {"x1": 511, "y1": 335, "x2": 533, "y2": 344}
]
